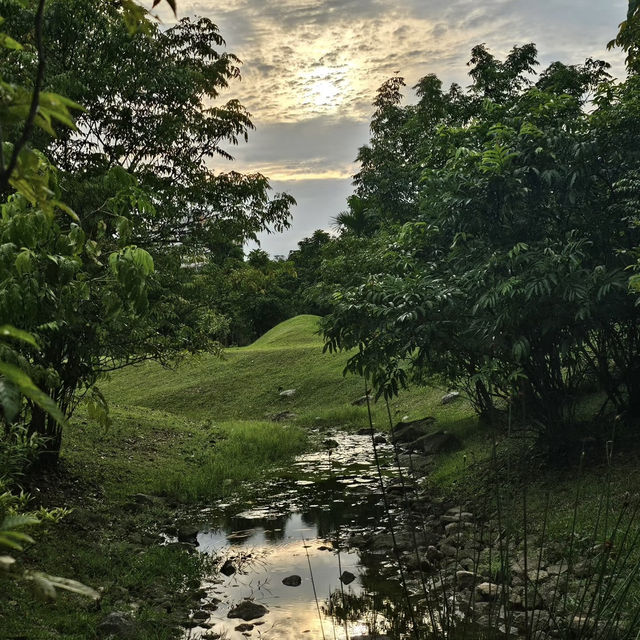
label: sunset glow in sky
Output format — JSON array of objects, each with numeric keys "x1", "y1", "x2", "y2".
[{"x1": 146, "y1": 0, "x2": 628, "y2": 255}]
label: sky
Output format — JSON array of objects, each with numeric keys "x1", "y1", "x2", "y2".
[{"x1": 145, "y1": 0, "x2": 628, "y2": 256}]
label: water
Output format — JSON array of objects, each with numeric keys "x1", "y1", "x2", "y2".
[{"x1": 181, "y1": 433, "x2": 414, "y2": 640}]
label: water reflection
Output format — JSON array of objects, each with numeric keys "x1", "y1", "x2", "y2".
[
  {"x1": 184, "y1": 434, "x2": 413, "y2": 640},
  {"x1": 193, "y1": 513, "x2": 377, "y2": 640}
]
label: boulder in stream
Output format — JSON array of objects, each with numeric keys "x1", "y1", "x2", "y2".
[
  {"x1": 177, "y1": 525, "x2": 199, "y2": 544},
  {"x1": 340, "y1": 570, "x2": 356, "y2": 585},
  {"x1": 282, "y1": 574, "x2": 302, "y2": 587},
  {"x1": 410, "y1": 431, "x2": 462, "y2": 455},
  {"x1": 227, "y1": 599, "x2": 269, "y2": 621}
]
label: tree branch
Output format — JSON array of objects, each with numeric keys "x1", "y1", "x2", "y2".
[{"x1": 0, "y1": 0, "x2": 47, "y2": 192}]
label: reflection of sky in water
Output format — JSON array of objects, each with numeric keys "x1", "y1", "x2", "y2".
[
  {"x1": 192, "y1": 514, "x2": 380, "y2": 640},
  {"x1": 184, "y1": 434, "x2": 399, "y2": 640}
]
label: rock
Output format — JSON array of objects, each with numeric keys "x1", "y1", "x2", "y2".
[
  {"x1": 392, "y1": 417, "x2": 436, "y2": 444},
  {"x1": 476, "y1": 582, "x2": 500, "y2": 600},
  {"x1": 323, "y1": 438, "x2": 339, "y2": 448},
  {"x1": 97, "y1": 612, "x2": 136, "y2": 638},
  {"x1": 571, "y1": 560, "x2": 592, "y2": 577},
  {"x1": 282, "y1": 575, "x2": 302, "y2": 587},
  {"x1": 131, "y1": 493, "x2": 160, "y2": 506},
  {"x1": 426, "y1": 545, "x2": 443, "y2": 562},
  {"x1": 444, "y1": 520, "x2": 474, "y2": 533},
  {"x1": 352, "y1": 395, "x2": 372, "y2": 406},
  {"x1": 235, "y1": 623, "x2": 254, "y2": 632},
  {"x1": 410, "y1": 431, "x2": 462, "y2": 455},
  {"x1": 441, "y1": 512, "x2": 474, "y2": 523},
  {"x1": 441, "y1": 391, "x2": 461, "y2": 405},
  {"x1": 446, "y1": 505, "x2": 466, "y2": 515},
  {"x1": 356, "y1": 428, "x2": 374, "y2": 436},
  {"x1": 271, "y1": 411, "x2": 298, "y2": 421},
  {"x1": 177, "y1": 525, "x2": 199, "y2": 544},
  {"x1": 220, "y1": 559, "x2": 236, "y2": 576},
  {"x1": 227, "y1": 600, "x2": 269, "y2": 621},
  {"x1": 279, "y1": 388, "x2": 296, "y2": 397},
  {"x1": 455, "y1": 570, "x2": 477, "y2": 589},
  {"x1": 192, "y1": 610, "x2": 210, "y2": 621},
  {"x1": 340, "y1": 570, "x2": 356, "y2": 585},
  {"x1": 397, "y1": 454, "x2": 433, "y2": 474},
  {"x1": 373, "y1": 434, "x2": 387, "y2": 444}
]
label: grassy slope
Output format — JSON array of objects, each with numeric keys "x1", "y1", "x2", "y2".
[{"x1": 100, "y1": 313, "x2": 475, "y2": 442}]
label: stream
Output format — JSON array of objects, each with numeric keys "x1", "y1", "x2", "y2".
[{"x1": 181, "y1": 432, "x2": 413, "y2": 640}]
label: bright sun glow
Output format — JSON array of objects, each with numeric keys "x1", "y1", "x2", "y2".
[
  {"x1": 299, "y1": 64, "x2": 351, "y2": 113},
  {"x1": 309, "y1": 78, "x2": 340, "y2": 106}
]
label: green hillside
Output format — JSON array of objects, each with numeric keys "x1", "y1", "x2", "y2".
[{"x1": 101, "y1": 314, "x2": 474, "y2": 431}]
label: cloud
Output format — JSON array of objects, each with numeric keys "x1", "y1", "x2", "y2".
[{"x1": 144, "y1": 0, "x2": 629, "y2": 253}]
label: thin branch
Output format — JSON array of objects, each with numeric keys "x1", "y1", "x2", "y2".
[{"x1": 0, "y1": 0, "x2": 47, "y2": 192}]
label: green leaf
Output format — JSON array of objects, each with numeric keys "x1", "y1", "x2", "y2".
[
  {"x1": 14, "y1": 249, "x2": 34, "y2": 275},
  {"x1": 0, "y1": 325, "x2": 38, "y2": 347},
  {"x1": 0, "y1": 33, "x2": 23, "y2": 50},
  {"x1": 27, "y1": 571, "x2": 100, "y2": 600},
  {"x1": 0, "y1": 362, "x2": 66, "y2": 427}
]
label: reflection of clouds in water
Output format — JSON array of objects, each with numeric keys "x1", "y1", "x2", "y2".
[{"x1": 194, "y1": 527, "x2": 369, "y2": 640}]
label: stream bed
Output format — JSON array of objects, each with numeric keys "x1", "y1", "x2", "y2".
[{"x1": 181, "y1": 432, "x2": 409, "y2": 640}]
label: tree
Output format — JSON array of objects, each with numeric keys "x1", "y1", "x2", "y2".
[
  {"x1": 323, "y1": 37, "x2": 640, "y2": 449},
  {"x1": 0, "y1": 0, "x2": 294, "y2": 459}
]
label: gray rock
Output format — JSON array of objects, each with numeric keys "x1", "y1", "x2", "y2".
[
  {"x1": 392, "y1": 417, "x2": 436, "y2": 444},
  {"x1": 441, "y1": 391, "x2": 461, "y2": 405},
  {"x1": 235, "y1": 623, "x2": 254, "y2": 632},
  {"x1": 282, "y1": 575, "x2": 302, "y2": 587},
  {"x1": 97, "y1": 612, "x2": 136, "y2": 638},
  {"x1": 476, "y1": 582, "x2": 500, "y2": 600},
  {"x1": 441, "y1": 512, "x2": 474, "y2": 523},
  {"x1": 340, "y1": 570, "x2": 356, "y2": 585},
  {"x1": 227, "y1": 600, "x2": 269, "y2": 621},
  {"x1": 426, "y1": 545, "x2": 443, "y2": 562},
  {"x1": 279, "y1": 388, "x2": 296, "y2": 397},
  {"x1": 455, "y1": 570, "x2": 478, "y2": 589},
  {"x1": 177, "y1": 525, "x2": 199, "y2": 544},
  {"x1": 323, "y1": 438, "x2": 339, "y2": 448},
  {"x1": 356, "y1": 428, "x2": 374, "y2": 436},
  {"x1": 410, "y1": 431, "x2": 462, "y2": 455},
  {"x1": 373, "y1": 434, "x2": 387, "y2": 444},
  {"x1": 220, "y1": 559, "x2": 236, "y2": 576},
  {"x1": 192, "y1": 610, "x2": 210, "y2": 621}
]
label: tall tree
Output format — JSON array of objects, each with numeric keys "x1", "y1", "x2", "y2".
[{"x1": 0, "y1": 0, "x2": 294, "y2": 459}]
